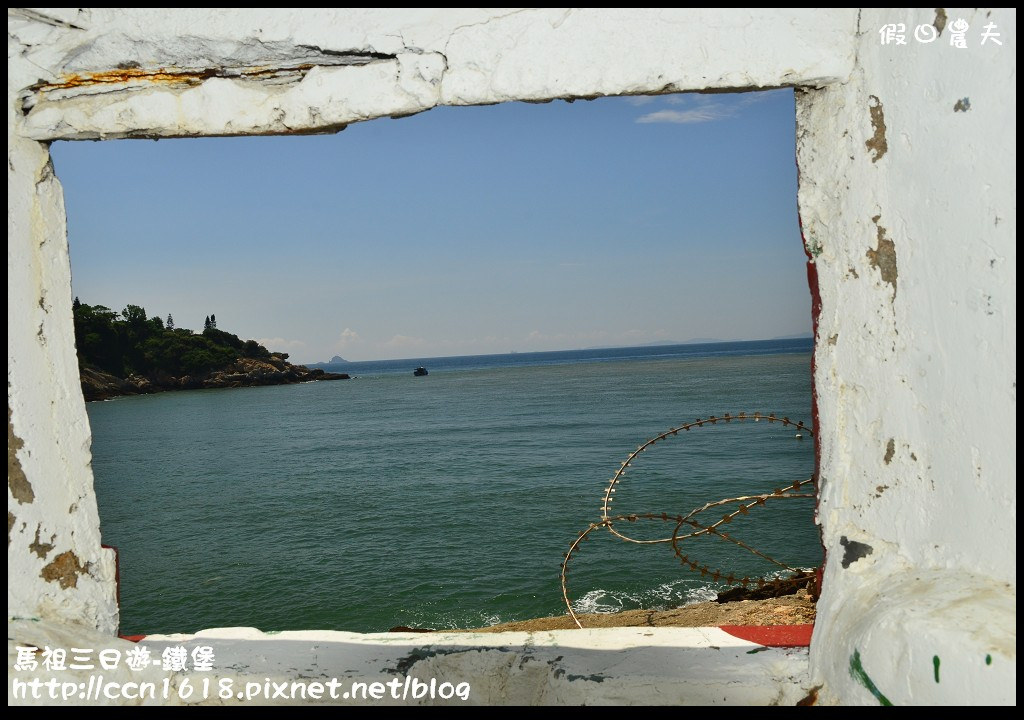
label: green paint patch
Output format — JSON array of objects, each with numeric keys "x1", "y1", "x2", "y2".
[
  {"x1": 746, "y1": 647, "x2": 769, "y2": 654},
  {"x1": 933, "y1": 655, "x2": 940, "y2": 683},
  {"x1": 985, "y1": 654, "x2": 992, "y2": 666},
  {"x1": 849, "y1": 649, "x2": 893, "y2": 706}
]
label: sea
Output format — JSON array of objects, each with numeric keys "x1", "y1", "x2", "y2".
[{"x1": 86, "y1": 338, "x2": 819, "y2": 636}]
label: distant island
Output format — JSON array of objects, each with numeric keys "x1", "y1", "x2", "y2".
[{"x1": 72, "y1": 299, "x2": 349, "y2": 401}]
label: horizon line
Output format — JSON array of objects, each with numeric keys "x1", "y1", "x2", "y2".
[{"x1": 305, "y1": 334, "x2": 813, "y2": 366}]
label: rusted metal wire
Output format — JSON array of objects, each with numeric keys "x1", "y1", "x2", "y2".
[{"x1": 562, "y1": 412, "x2": 815, "y2": 629}]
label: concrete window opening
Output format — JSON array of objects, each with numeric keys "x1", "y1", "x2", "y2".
[
  {"x1": 9, "y1": 8, "x2": 1014, "y2": 706},
  {"x1": 51, "y1": 89, "x2": 819, "y2": 640}
]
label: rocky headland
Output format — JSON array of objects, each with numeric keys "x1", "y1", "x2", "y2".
[
  {"x1": 72, "y1": 300, "x2": 352, "y2": 401},
  {"x1": 75, "y1": 358, "x2": 348, "y2": 403},
  {"x1": 80, "y1": 355, "x2": 349, "y2": 401}
]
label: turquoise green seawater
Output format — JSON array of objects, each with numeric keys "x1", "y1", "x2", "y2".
[{"x1": 87, "y1": 342, "x2": 818, "y2": 635}]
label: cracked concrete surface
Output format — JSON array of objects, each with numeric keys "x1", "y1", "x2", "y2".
[{"x1": 13, "y1": 8, "x2": 856, "y2": 140}]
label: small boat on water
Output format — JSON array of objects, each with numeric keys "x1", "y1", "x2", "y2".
[{"x1": 413, "y1": 367, "x2": 428, "y2": 376}]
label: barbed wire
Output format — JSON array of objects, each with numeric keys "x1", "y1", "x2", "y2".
[{"x1": 561, "y1": 413, "x2": 815, "y2": 629}]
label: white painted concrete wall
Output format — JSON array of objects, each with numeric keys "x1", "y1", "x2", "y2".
[
  {"x1": 8, "y1": 620, "x2": 811, "y2": 706},
  {"x1": 797, "y1": 7, "x2": 1016, "y2": 704},
  {"x1": 7, "y1": 7, "x2": 1015, "y2": 705}
]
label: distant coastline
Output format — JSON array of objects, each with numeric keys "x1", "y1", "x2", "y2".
[
  {"x1": 73, "y1": 299, "x2": 349, "y2": 401},
  {"x1": 309, "y1": 335, "x2": 814, "y2": 367},
  {"x1": 305, "y1": 337, "x2": 814, "y2": 376},
  {"x1": 80, "y1": 358, "x2": 349, "y2": 402}
]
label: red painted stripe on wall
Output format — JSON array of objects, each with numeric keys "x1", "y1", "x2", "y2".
[{"x1": 720, "y1": 624, "x2": 813, "y2": 647}]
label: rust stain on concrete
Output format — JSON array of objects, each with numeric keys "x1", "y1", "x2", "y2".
[
  {"x1": 883, "y1": 438, "x2": 895, "y2": 465},
  {"x1": 36, "y1": 63, "x2": 327, "y2": 95},
  {"x1": 865, "y1": 96, "x2": 888, "y2": 163},
  {"x1": 867, "y1": 215, "x2": 898, "y2": 294},
  {"x1": 41, "y1": 550, "x2": 90, "y2": 589},
  {"x1": 29, "y1": 525, "x2": 55, "y2": 559},
  {"x1": 43, "y1": 66, "x2": 248, "y2": 91},
  {"x1": 797, "y1": 685, "x2": 821, "y2": 706},
  {"x1": 8, "y1": 402, "x2": 35, "y2": 504}
]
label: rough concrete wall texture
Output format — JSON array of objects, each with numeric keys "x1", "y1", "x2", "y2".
[
  {"x1": 14, "y1": 8, "x2": 854, "y2": 140},
  {"x1": 7, "y1": 7, "x2": 1015, "y2": 705},
  {"x1": 796, "y1": 7, "x2": 1015, "y2": 705},
  {"x1": 7, "y1": 621, "x2": 812, "y2": 706},
  {"x1": 8, "y1": 12, "x2": 119, "y2": 633},
  {"x1": 5, "y1": 2, "x2": 857, "y2": 637}
]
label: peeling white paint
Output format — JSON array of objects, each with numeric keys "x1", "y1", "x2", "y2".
[
  {"x1": 7, "y1": 620, "x2": 811, "y2": 705},
  {"x1": 7, "y1": 7, "x2": 1015, "y2": 705},
  {"x1": 140, "y1": 625, "x2": 808, "y2": 706},
  {"x1": 8, "y1": 619, "x2": 176, "y2": 706},
  {"x1": 16, "y1": 8, "x2": 856, "y2": 140},
  {"x1": 796, "y1": 6, "x2": 1016, "y2": 705},
  {"x1": 7, "y1": 132, "x2": 119, "y2": 634}
]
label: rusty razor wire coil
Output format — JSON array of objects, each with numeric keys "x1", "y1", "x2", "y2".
[{"x1": 561, "y1": 412, "x2": 815, "y2": 629}]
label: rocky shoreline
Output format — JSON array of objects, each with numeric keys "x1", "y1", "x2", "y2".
[
  {"x1": 460, "y1": 589, "x2": 816, "y2": 632},
  {"x1": 80, "y1": 356, "x2": 350, "y2": 401},
  {"x1": 385, "y1": 573, "x2": 819, "y2": 634}
]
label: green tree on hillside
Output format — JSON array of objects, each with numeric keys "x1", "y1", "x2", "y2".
[
  {"x1": 72, "y1": 303, "x2": 122, "y2": 375},
  {"x1": 72, "y1": 301, "x2": 275, "y2": 380}
]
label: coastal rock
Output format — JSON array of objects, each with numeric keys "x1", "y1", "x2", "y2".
[
  {"x1": 124, "y1": 374, "x2": 156, "y2": 394},
  {"x1": 714, "y1": 571, "x2": 816, "y2": 603},
  {"x1": 79, "y1": 367, "x2": 132, "y2": 401},
  {"x1": 178, "y1": 375, "x2": 204, "y2": 390},
  {"x1": 79, "y1": 356, "x2": 349, "y2": 401}
]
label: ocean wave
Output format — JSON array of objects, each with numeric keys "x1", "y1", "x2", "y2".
[
  {"x1": 570, "y1": 568, "x2": 815, "y2": 616},
  {"x1": 572, "y1": 579, "x2": 720, "y2": 615},
  {"x1": 393, "y1": 610, "x2": 505, "y2": 632}
]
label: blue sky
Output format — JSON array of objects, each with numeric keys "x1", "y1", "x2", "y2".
[{"x1": 52, "y1": 88, "x2": 810, "y2": 363}]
